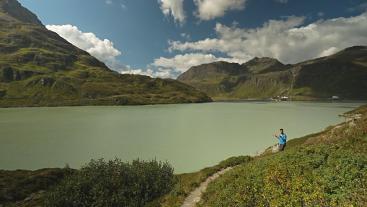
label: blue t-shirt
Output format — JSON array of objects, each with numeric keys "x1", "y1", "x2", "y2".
[{"x1": 278, "y1": 133, "x2": 287, "y2": 145}]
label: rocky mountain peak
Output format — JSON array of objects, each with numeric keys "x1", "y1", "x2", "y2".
[
  {"x1": 0, "y1": 0, "x2": 42, "y2": 25},
  {"x1": 245, "y1": 57, "x2": 283, "y2": 65},
  {"x1": 242, "y1": 57, "x2": 286, "y2": 74}
]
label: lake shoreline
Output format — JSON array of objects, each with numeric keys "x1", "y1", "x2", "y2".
[
  {"x1": 213, "y1": 99, "x2": 367, "y2": 103},
  {"x1": 0, "y1": 102, "x2": 363, "y2": 173},
  {"x1": 0, "y1": 99, "x2": 366, "y2": 109}
]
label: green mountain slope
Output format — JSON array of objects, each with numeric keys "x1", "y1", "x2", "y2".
[
  {"x1": 0, "y1": 0, "x2": 211, "y2": 107},
  {"x1": 178, "y1": 46, "x2": 367, "y2": 100}
]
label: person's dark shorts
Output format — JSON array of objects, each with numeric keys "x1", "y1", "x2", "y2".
[{"x1": 279, "y1": 143, "x2": 286, "y2": 151}]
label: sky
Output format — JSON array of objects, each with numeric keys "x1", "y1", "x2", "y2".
[{"x1": 19, "y1": 0, "x2": 367, "y2": 78}]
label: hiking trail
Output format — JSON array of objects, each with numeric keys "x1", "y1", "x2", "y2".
[{"x1": 181, "y1": 167, "x2": 233, "y2": 207}]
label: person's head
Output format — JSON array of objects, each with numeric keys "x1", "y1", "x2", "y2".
[{"x1": 280, "y1": 128, "x2": 284, "y2": 134}]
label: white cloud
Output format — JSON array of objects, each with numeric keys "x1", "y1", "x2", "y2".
[
  {"x1": 105, "y1": 0, "x2": 113, "y2": 5},
  {"x1": 120, "y1": 66, "x2": 172, "y2": 78},
  {"x1": 120, "y1": 66, "x2": 153, "y2": 76},
  {"x1": 154, "y1": 53, "x2": 217, "y2": 73},
  {"x1": 168, "y1": 12, "x2": 367, "y2": 64},
  {"x1": 154, "y1": 69, "x2": 173, "y2": 78},
  {"x1": 46, "y1": 24, "x2": 161, "y2": 77},
  {"x1": 319, "y1": 47, "x2": 339, "y2": 57},
  {"x1": 46, "y1": 24, "x2": 122, "y2": 66},
  {"x1": 194, "y1": 0, "x2": 246, "y2": 20},
  {"x1": 158, "y1": 0, "x2": 186, "y2": 24},
  {"x1": 152, "y1": 53, "x2": 245, "y2": 77}
]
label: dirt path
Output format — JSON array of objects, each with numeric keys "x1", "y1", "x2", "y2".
[{"x1": 181, "y1": 167, "x2": 233, "y2": 207}]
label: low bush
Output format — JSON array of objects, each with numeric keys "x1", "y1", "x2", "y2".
[
  {"x1": 0, "y1": 168, "x2": 72, "y2": 205},
  {"x1": 44, "y1": 159, "x2": 175, "y2": 207}
]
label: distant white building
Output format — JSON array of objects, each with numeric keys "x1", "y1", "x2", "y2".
[
  {"x1": 332, "y1": 96, "x2": 340, "y2": 100},
  {"x1": 281, "y1": 96, "x2": 289, "y2": 101}
]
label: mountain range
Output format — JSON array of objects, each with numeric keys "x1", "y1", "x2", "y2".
[
  {"x1": 178, "y1": 46, "x2": 367, "y2": 100},
  {"x1": 1, "y1": 0, "x2": 366, "y2": 107},
  {"x1": 0, "y1": 0, "x2": 211, "y2": 107}
]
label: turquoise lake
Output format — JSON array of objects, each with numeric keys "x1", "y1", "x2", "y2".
[{"x1": 0, "y1": 102, "x2": 363, "y2": 173}]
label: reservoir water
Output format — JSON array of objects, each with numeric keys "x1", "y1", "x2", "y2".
[{"x1": 0, "y1": 102, "x2": 363, "y2": 173}]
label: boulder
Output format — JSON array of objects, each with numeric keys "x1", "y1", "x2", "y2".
[
  {"x1": 0, "y1": 67, "x2": 14, "y2": 82},
  {"x1": 0, "y1": 89, "x2": 6, "y2": 98}
]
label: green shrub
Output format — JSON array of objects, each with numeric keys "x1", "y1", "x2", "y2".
[
  {"x1": 217, "y1": 156, "x2": 253, "y2": 169},
  {"x1": 0, "y1": 168, "x2": 73, "y2": 205},
  {"x1": 44, "y1": 159, "x2": 175, "y2": 207}
]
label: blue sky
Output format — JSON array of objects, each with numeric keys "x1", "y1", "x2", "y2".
[{"x1": 19, "y1": 0, "x2": 367, "y2": 77}]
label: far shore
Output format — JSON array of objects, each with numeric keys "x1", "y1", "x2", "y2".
[
  {"x1": 213, "y1": 98, "x2": 367, "y2": 103},
  {"x1": 0, "y1": 99, "x2": 366, "y2": 109}
]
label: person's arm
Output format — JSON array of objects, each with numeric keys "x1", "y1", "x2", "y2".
[{"x1": 274, "y1": 134, "x2": 279, "y2": 139}]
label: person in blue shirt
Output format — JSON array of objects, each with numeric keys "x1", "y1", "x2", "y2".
[{"x1": 274, "y1": 128, "x2": 287, "y2": 151}]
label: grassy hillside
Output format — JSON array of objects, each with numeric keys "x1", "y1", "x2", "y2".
[
  {"x1": 197, "y1": 105, "x2": 367, "y2": 206},
  {"x1": 0, "y1": 0, "x2": 211, "y2": 107},
  {"x1": 293, "y1": 46, "x2": 367, "y2": 99},
  {"x1": 178, "y1": 46, "x2": 367, "y2": 101}
]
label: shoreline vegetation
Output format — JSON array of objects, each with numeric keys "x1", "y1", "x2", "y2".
[
  {"x1": 1, "y1": 104, "x2": 366, "y2": 207},
  {"x1": 213, "y1": 99, "x2": 367, "y2": 104},
  {"x1": 0, "y1": 99, "x2": 366, "y2": 110}
]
